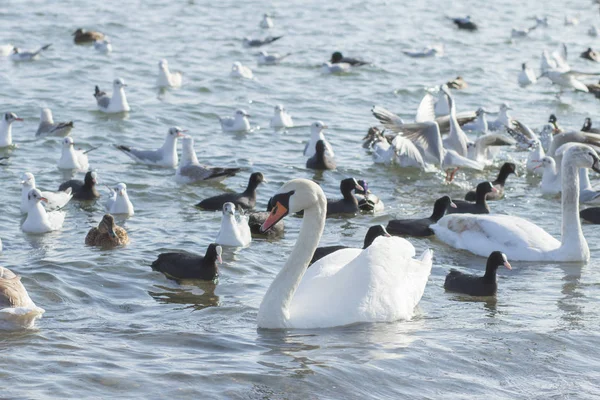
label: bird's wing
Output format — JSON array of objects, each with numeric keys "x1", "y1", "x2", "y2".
[
  {"x1": 399, "y1": 121, "x2": 444, "y2": 165},
  {"x1": 116, "y1": 145, "x2": 162, "y2": 163},
  {"x1": 512, "y1": 120, "x2": 537, "y2": 140},
  {"x1": 475, "y1": 133, "x2": 516, "y2": 148},
  {"x1": 371, "y1": 106, "x2": 405, "y2": 129},
  {"x1": 415, "y1": 92, "x2": 437, "y2": 122},
  {"x1": 443, "y1": 149, "x2": 484, "y2": 170},
  {"x1": 96, "y1": 95, "x2": 111, "y2": 109}
]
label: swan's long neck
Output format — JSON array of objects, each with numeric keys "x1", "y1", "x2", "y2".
[
  {"x1": 579, "y1": 168, "x2": 592, "y2": 190},
  {"x1": 0, "y1": 120, "x2": 12, "y2": 146},
  {"x1": 446, "y1": 93, "x2": 468, "y2": 156},
  {"x1": 560, "y1": 161, "x2": 587, "y2": 255},
  {"x1": 258, "y1": 195, "x2": 326, "y2": 328}
]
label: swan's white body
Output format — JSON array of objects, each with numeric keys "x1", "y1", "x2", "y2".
[
  {"x1": 431, "y1": 145, "x2": 597, "y2": 262},
  {"x1": 257, "y1": 179, "x2": 433, "y2": 329},
  {"x1": 22, "y1": 189, "x2": 65, "y2": 234},
  {"x1": 57, "y1": 137, "x2": 89, "y2": 171},
  {"x1": 0, "y1": 267, "x2": 45, "y2": 330},
  {"x1": 215, "y1": 203, "x2": 251, "y2": 247},
  {"x1": 230, "y1": 62, "x2": 253, "y2": 79},
  {"x1": 20, "y1": 173, "x2": 72, "y2": 214},
  {"x1": 157, "y1": 59, "x2": 182, "y2": 88},
  {"x1": 270, "y1": 105, "x2": 294, "y2": 128},
  {"x1": 105, "y1": 183, "x2": 134, "y2": 216},
  {"x1": 304, "y1": 121, "x2": 334, "y2": 158}
]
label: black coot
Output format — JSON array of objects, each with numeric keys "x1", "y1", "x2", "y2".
[
  {"x1": 444, "y1": 251, "x2": 512, "y2": 296},
  {"x1": 196, "y1": 172, "x2": 265, "y2": 211},
  {"x1": 151, "y1": 243, "x2": 221, "y2": 281},
  {"x1": 387, "y1": 195, "x2": 456, "y2": 237}
]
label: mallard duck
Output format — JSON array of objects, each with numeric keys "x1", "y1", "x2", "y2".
[
  {"x1": 73, "y1": 28, "x2": 105, "y2": 44},
  {"x1": 85, "y1": 214, "x2": 129, "y2": 248}
]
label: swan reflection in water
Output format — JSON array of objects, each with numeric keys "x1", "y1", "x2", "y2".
[{"x1": 148, "y1": 281, "x2": 219, "y2": 311}]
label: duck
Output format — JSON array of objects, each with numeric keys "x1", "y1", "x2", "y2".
[
  {"x1": 464, "y1": 163, "x2": 517, "y2": 201},
  {"x1": 448, "y1": 181, "x2": 496, "y2": 214},
  {"x1": 450, "y1": 16, "x2": 478, "y2": 31},
  {"x1": 72, "y1": 28, "x2": 105, "y2": 44},
  {"x1": 57, "y1": 137, "x2": 91, "y2": 172},
  {"x1": 446, "y1": 76, "x2": 468, "y2": 90},
  {"x1": 94, "y1": 78, "x2": 130, "y2": 113},
  {"x1": 330, "y1": 51, "x2": 368, "y2": 66},
  {"x1": 157, "y1": 59, "x2": 182, "y2": 88},
  {"x1": 248, "y1": 199, "x2": 284, "y2": 237},
  {"x1": 196, "y1": 172, "x2": 265, "y2": 211},
  {"x1": 0, "y1": 266, "x2": 45, "y2": 330},
  {"x1": 548, "y1": 114, "x2": 563, "y2": 134},
  {"x1": 176, "y1": 136, "x2": 240, "y2": 183},
  {"x1": 115, "y1": 126, "x2": 185, "y2": 168},
  {"x1": 85, "y1": 214, "x2": 129, "y2": 248},
  {"x1": 354, "y1": 180, "x2": 384, "y2": 212},
  {"x1": 215, "y1": 202, "x2": 252, "y2": 247},
  {"x1": 444, "y1": 251, "x2": 512, "y2": 296},
  {"x1": 386, "y1": 195, "x2": 456, "y2": 237},
  {"x1": 581, "y1": 118, "x2": 600, "y2": 134},
  {"x1": 105, "y1": 183, "x2": 134, "y2": 216},
  {"x1": 306, "y1": 140, "x2": 336, "y2": 170},
  {"x1": 229, "y1": 62, "x2": 254, "y2": 79},
  {"x1": 22, "y1": 189, "x2": 65, "y2": 234},
  {"x1": 0, "y1": 112, "x2": 24, "y2": 148},
  {"x1": 151, "y1": 243, "x2": 221, "y2": 281},
  {"x1": 431, "y1": 144, "x2": 600, "y2": 262},
  {"x1": 257, "y1": 178, "x2": 433, "y2": 329},
  {"x1": 20, "y1": 172, "x2": 72, "y2": 214},
  {"x1": 310, "y1": 225, "x2": 390, "y2": 265},
  {"x1": 219, "y1": 109, "x2": 251, "y2": 133},
  {"x1": 59, "y1": 171, "x2": 100, "y2": 201},
  {"x1": 580, "y1": 48, "x2": 600, "y2": 62},
  {"x1": 580, "y1": 207, "x2": 600, "y2": 223},
  {"x1": 270, "y1": 105, "x2": 294, "y2": 129},
  {"x1": 36, "y1": 108, "x2": 73, "y2": 137},
  {"x1": 586, "y1": 80, "x2": 600, "y2": 98},
  {"x1": 326, "y1": 178, "x2": 363, "y2": 217},
  {"x1": 304, "y1": 121, "x2": 334, "y2": 158},
  {"x1": 534, "y1": 156, "x2": 561, "y2": 195},
  {"x1": 518, "y1": 63, "x2": 537, "y2": 86}
]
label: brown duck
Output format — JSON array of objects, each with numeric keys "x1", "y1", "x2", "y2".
[
  {"x1": 0, "y1": 266, "x2": 45, "y2": 328},
  {"x1": 85, "y1": 214, "x2": 129, "y2": 248},
  {"x1": 73, "y1": 28, "x2": 105, "y2": 44}
]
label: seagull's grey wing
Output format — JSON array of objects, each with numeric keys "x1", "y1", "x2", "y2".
[
  {"x1": 49, "y1": 122, "x2": 73, "y2": 134},
  {"x1": 220, "y1": 117, "x2": 235, "y2": 127},
  {"x1": 476, "y1": 133, "x2": 516, "y2": 148},
  {"x1": 371, "y1": 106, "x2": 405, "y2": 130},
  {"x1": 415, "y1": 92, "x2": 437, "y2": 122},
  {"x1": 179, "y1": 165, "x2": 211, "y2": 180},
  {"x1": 392, "y1": 136, "x2": 426, "y2": 168},
  {"x1": 569, "y1": 70, "x2": 600, "y2": 78},
  {"x1": 96, "y1": 95, "x2": 111, "y2": 108},
  {"x1": 400, "y1": 121, "x2": 443, "y2": 165},
  {"x1": 512, "y1": 120, "x2": 537, "y2": 140},
  {"x1": 116, "y1": 145, "x2": 162, "y2": 163},
  {"x1": 506, "y1": 126, "x2": 533, "y2": 147},
  {"x1": 443, "y1": 150, "x2": 484, "y2": 170},
  {"x1": 36, "y1": 122, "x2": 53, "y2": 136}
]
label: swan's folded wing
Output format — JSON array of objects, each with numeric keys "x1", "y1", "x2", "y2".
[{"x1": 415, "y1": 93, "x2": 436, "y2": 122}]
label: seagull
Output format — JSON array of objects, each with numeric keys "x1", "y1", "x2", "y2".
[
  {"x1": 0, "y1": 44, "x2": 14, "y2": 56},
  {"x1": 73, "y1": 28, "x2": 105, "y2": 44},
  {"x1": 581, "y1": 48, "x2": 600, "y2": 62},
  {"x1": 518, "y1": 63, "x2": 537, "y2": 86},
  {"x1": 260, "y1": 13, "x2": 273, "y2": 29},
  {"x1": 564, "y1": 15, "x2": 579, "y2": 26},
  {"x1": 115, "y1": 126, "x2": 185, "y2": 168},
  {"x1": 22, "y1": 189, "x2": 65, "y2": 234},
  {"x1": 589, "y1": 26, "x2": 599, "y2": 37},
  {"x1": 330, "y1": 52, "x2": 369, "y2": 66},
  {"x1": 467, "y1": 134, "x2": 516, "y2": 165},
  {"x1": 534, "y1": 157, "x2": 561, "y2": 195},
  {"x1": 270, "y1": 105, "x2": 293, "y2": 128},
  {"x1": 57, "y1": 137, "x2": 95, "y2": 172},
  {"x1": 322, "y1": 62, "x2": 351, "y2": 74},
  {"x1": 219, "y1": 109, "x2": 251, "y2": 133},
  {"x1": 579, "y1": 168, "x2": 600, "y2": 203},
  {"x1": 105, "y1": 183, "x2": 134, "y2": 216},
  {"x1": 304, "y1": 121, "x2": 334, "y2": 158},
  {"x1": 93, "y1": 38, "x2": 112, "y2": 53},
  {"x1": 488, "y1": 103, "x2": 513, "y2": 131},
  {"x1": 0, "y1": 112, "x2": 23, "y2": 148},
  {"x1": 440, "y1": 85, "x2": 469, "y2": 156},
  {"x1": 506, "y1": 123, "x2": 545, "y2": 173},
  {"x1": 461, "y1": 107, "x2": 489, "y2": 133},
  {"x1": 541, "y1": 43, "x2": 570, "y2": 73},
  {"x1": 176, "y1": 136, "x2": 241, "y2": 184},
  {"x1": 540, "y1": 70, "x2": 600, "y2": 92},
  {"x1": 256, "y1": 51, "x2": 291, "y2": 65},
  {"x1": 157, "y1": 59, "x2": 182, "y2": 88},
  {"x1": 36, "y1": 108, "x2": 73, "y2": 137},
  {"x1": 20, "y1": 172, "x2": 72, "y2": 214},
  {"x1": 402, "y1": 44, "x2": 444, "y2": 58},
  {"x1": 10, "y1": 44, "x2": 51, "y2": 61},
  {"x1": 450, "y1": 16, "x2": 478, "y2": 31},
  {"x1": 94, "y1": 78, "x2": 130, "y2": 113},
  {"x1": 242, "y1": 36, "x2": 283, "y2": 48},
  {"x1": 511, "y1": 24, "x2": 537, "y2": 38},
  {"x1": 230, "y1": 62, "x2": 253, "y2": 79}
]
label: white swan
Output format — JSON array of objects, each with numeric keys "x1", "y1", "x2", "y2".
[
  {"x1": 257, "y1": 179, "x2": 433, "y2": 329},
  {"x1": 215, "y1": 202, "x2": 251, "y2": 247},
  {"x1": 20, "y1": 172, "x2": 72, "y2": 213},
  {"x1": 431, "y1": 144, "x2": 600, "y2": 262},
  {"x1": 0, "y1": 266, "x2": 45, "y2": 330},
  {"x1": 22, "y1": 189, "x2": 65, "y2": 234}
]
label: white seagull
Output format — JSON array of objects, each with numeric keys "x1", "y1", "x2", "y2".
[
  {"x1": 461, "y1": 107, "x2": 489, "y2": 133},
  {"x1": 57, "y1": 137, "x2": 91, "y2": 172},
  {"x1": 0, "y1": 112, "x2": 23, "y2": 148},
  {"x1": 105, "y1": 183, "x2": 134, "y2": 216},
  {"x1": 94, "y1": 78, "x2": 130, "y2": 113},
  {"x1": 321, "y1": 62, "x2": 351, "y2": 74},
  {"x1": 22, "y1": 189, "x2": 65, "y2": 234},
  {"x1": 518, "y1": 63, "x2": 537, "y2": 86},
  {"x1": 157, "y1": 59, "x2": 182, "y2": 88},
  {"x1": 93, "y1": 38, "x2": 112, "y2": 53},
  {"x1": 304, "y1": 121, "x2": 334, "y2": 158},
  {"x1": 10, "y1": 44, "x2": 51, "y2": 61},
  {"x1": 256, "y1": 51, "x2": 291, "y2": 65},
  {"x1": 176, "y1": 136, "x2": 241, "y2": 184},
  {"x1": 215, "y1": 202, "x2": 252, "y2": 247},
  {"x1": 115, "y1": 126, "x2": 185, "y2": 168},
  {"x1": 270, "y1": 105, "x2": 294, "y2": 128},
  {"x1": 260, "y1": 14, "x2": 274, "y2": 29},
  {"x1": 219, "y1": 109, "x2": 251, "y2": 133},
  {"x1": 36, "y1": 108, "x2": 73, "y2": 137},
  {"x1": 20, "y1": 173, "x2": 72, "y2": 214},
  {"x1": 230, "y1": 62, "x2": 254, "y2": 79},
  {"x1": 488, "y1": 103, "x2": 513, "y2": 131}
]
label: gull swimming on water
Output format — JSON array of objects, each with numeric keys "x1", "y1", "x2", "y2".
[
  {"x1": 36, "y1": 108, "x2": 73, "y2": 137},
  {"x1": 402, "y1": 44, "x2": 444, "y2": 58},
  {"x1": 230, "y1": 62, "x2": 254, "y2": 79},
  {"x1": 0, "y1": 266, "x2": 45, "y2": 330},
  {"x1": 157, "y1": 59, "x2": 182, "y2": 88},
  {"x1": 243, "y1": 36, "x2": 283, "y2": 48},
  {"x1": 322, "y1": 62, "x2": 351, "y2": 74},
  {"x1": 10, "y1": 44, "x2": 51, "y2": 61},
  {"x1": 22, "y1": 189, "x2": 65, "y2": 234},
  {"x1": 0, "y1": 44, "x2": 14, "y2": 56},
  {"x1": 176, "y1": 136, "x2": 241, "y2": 184},
  {"x1": 0, "y1": 112, "x2": 23, "y2": 148},
  {"x1": 105, "y1": 183, "x2": 134, "y2": 216},
  {"x1": 511, "y1": 24, "x2": 537, "y2": 38},
  {"x1": 115, "y1": 126, "x2": 185, "y2": 168},
  {"x1": 304, "y1": 121, "x2": 334, "y2": 158},
  {"x1": 488, "y1": 103, "x2": 513, "y2": 131},
  {"x1": 518, "y1": 63, "x2": 537, "y2": 86},
  {"x1": 94, "y1": 78, "x2": 130, "y2": 113},
  {"x1": 219, "y1": 109, "x2": 251, "y2": 133},
  {"x1": 93, "y1": 38, "x2": 112, "y2": 53},
  {"x1": 256, "y1": 51, "x2": 291, "y2": 65},
  {"x1": 260, "y1": 13, "x2": 273, "y2": 29},
  {"x1": 57, "y1": 137, "x2": 96, "y2": 172},
  {"x1": 215, "y1": 202, "x2": 252, "y2": 247},
  {"x1": 270, "y1": 105, "x2": 294, "y2": 128},
  {"x1": 461, "y1": 107, "x2": 489, "y2": 133},
  {"x1": 20, "y1": 172, "x2": 72, "y2": 214}
]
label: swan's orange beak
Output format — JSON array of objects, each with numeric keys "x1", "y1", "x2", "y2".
[{"x1": 260, "y1": 202, "x2": 288, "y2": 233}]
